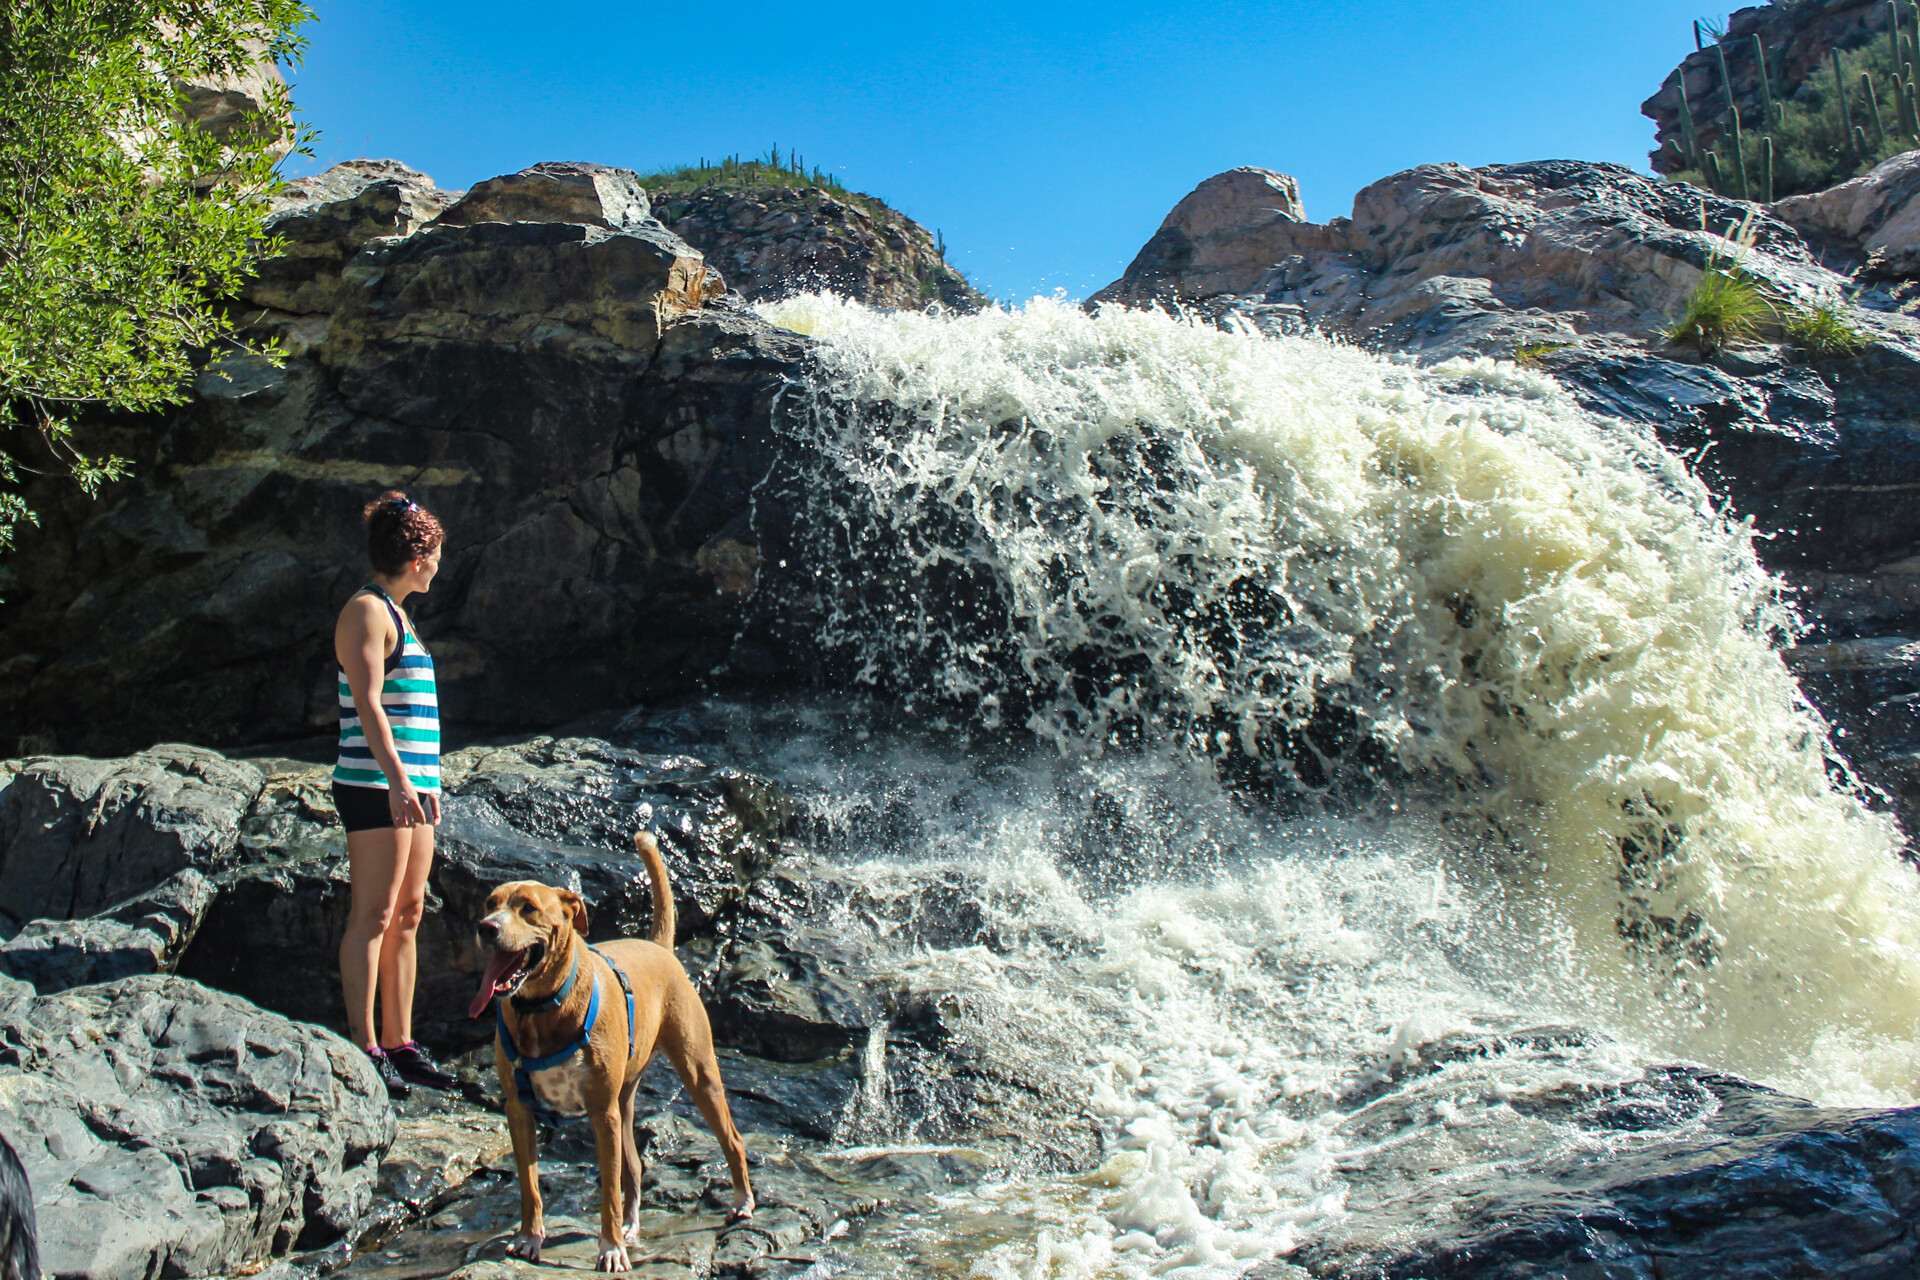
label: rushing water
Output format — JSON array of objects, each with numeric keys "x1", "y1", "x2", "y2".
[{"x1": 715, "y1": 295, "x2": 1920, "y2": 1276}]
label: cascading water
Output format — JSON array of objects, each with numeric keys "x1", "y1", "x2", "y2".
[{"x1": 724, "y1": 294, "x2": 1920, "y2": 1277}]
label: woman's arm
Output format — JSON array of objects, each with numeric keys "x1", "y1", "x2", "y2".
[{"x1": 334, "y1": 596, "x2": 429, "y2": 827}]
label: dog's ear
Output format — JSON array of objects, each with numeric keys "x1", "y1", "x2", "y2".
[{"x1": 556, "y1": 889, "x2": 590, "y2": 935}]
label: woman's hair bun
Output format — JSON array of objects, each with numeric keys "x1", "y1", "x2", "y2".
[{"x1": 363, "y1": 491, "x2": 443, "y2": 575}]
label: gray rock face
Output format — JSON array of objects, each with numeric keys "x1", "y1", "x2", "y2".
[
  {"x1": 0, "y1": 746, "x2": 262, "y2": 932},
  {"x1": 252, "y1": 159, "x2": 456, "y2": 315},
  {"x1": 1775, "y1": 148, "x2": 1920, "y2": 275},
  {"x1": 0, "y1": 975, "x2": 393, "y2": 1280},
  {"x1": 0, "y1": 158, "x2": 811, "y2": 756},
  {"x1": 1092, "y1": 160, "x2": 1839, "y2": 358}
]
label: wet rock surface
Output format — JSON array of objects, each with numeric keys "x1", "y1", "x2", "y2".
[
  {"x1": 1288, "y1": 1031, "x2": 1920, "y2": 1279},
  {"x1": 0, "y1": 975, "x2": 392, "y2": 1280}
]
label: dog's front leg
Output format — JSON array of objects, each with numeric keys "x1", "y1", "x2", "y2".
[
  {"x1": 497, "y1": 1058, "x2": 546, "y2": 1262},
  {"x1": 590, "y1": 1103, "x2": 632, "y2": 1272}
]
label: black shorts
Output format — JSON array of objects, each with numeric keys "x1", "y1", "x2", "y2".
[
  {"x1": 333, "y1": 782, "x2": 394, "y2": 833},
  {"x1": 333, "y1": 783, "x2": 440, "y2": 832}
]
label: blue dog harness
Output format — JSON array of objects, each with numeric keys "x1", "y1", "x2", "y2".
[{"x1": 494, "y1": 945, "x2": 635, "y2": 1125}]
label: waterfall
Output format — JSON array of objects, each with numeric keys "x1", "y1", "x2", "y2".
[{"x1": 732, "y1": 294, "x2": 1920, "y2": 1277}]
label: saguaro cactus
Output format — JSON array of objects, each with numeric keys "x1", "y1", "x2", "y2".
[
  {"x1": 1752, "y1": 34, "x2": 1777, "y2": 130},
  {"x1": 1836, "y1": 49, "x2": 1860, "y2": 160},
  {"x1": 1864, "y1": 72, "x2": 1890, "y2": 149},
  {"x1": 1678, "y1": 79, "x2": 1703, "y2": 170},
  {"x1": 1716, "y1": 43, "x2": 1749, "y2": 198}
]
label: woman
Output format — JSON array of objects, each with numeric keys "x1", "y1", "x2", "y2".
[{"x1": 333, "y1": 491, "x2": 459, "y2": 1098}]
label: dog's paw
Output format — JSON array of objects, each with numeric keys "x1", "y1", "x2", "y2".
[
  {"x1": 726, "y1": 1191, "x2": 756, "y2": 1224},
  {"x1": 505, "y1": 1232, "x2": 543, "y2": 1263},
  {"x1": 621, "y1": 1220, "x2": 641, "y2": 1245},
  {"x1": 596, "y1": 1241, "x2": 632, "y2": 1272}
]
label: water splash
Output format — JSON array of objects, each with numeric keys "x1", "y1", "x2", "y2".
[{"x1": 758, "y1": 293, "x2": 1920, "y2": 1100}]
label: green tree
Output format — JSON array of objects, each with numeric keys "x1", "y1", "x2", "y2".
[{"x1": 0, "y1": 0, "x2": 313, "y2": 553}]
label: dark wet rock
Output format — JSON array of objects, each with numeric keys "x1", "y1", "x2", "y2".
[
  {"x1": 0, "y1": 975, "x2": 392, "y2": 1280},
  {"x1": 693, "y1": 931, "x2": 885, "y2": 1063},
  {"x1": 0, "y1": 746, "x2": 262, "y2": 932},
  {"x1": 0, "y1": 868, "x2": 213, "y2": 992},
  {"x1": 0, "y1": 155, "x2": 810, "y2": 757},
  {"x1": 1289, "y1": 1069, "x2": 1920, "y2": 1279},
  {"x1": 653, "y1": 183, "x2": 984, "y2": 312}
]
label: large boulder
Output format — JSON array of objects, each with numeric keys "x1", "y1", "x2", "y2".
[
  {"x1": 1775, "y1": 148, "x2": 1920, "y2": 275},
  {"x1": 433, "y1": 160, "x2": 650, "y2": 231},
  {"x1": 0, "y1": 976, "x2": 393, "y2": 1280},
  {"x1": 0, "y1": 746, "x2": 262, "y2": 932},
  {"x1": 0, "y1": 160, "x2": 811, "y2": 756},
  {"x1": 250, "y1": 159, "x2": 457, "y2": 315},
  {"x1": 1098, "y1": 166, "x2": 1312, "y2": 301}
]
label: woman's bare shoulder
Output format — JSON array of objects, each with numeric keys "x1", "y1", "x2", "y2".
[{"x1": 335, "y1": 591, "x2": 391, "y2": 636}]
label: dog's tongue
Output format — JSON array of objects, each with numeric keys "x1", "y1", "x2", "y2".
[{"x1": 469, "y1": 949, "x2": 525, "y2": 1019}]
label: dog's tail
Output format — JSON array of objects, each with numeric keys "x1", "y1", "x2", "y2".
[{"x1": 634, "y1": 831, "x2": 676, "y2": 947}]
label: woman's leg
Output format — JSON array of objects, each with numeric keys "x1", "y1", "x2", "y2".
[
  {"x1": 341, "y1": 827, "x2": 407, "y2": 1050},
  {"x1": 377, "y1": 822, "x2": 434, "y2": 1049}
]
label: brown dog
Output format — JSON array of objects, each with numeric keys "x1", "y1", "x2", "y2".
[{"x1": 471, "y1": 832, "x2": 754, "y2": 1272}]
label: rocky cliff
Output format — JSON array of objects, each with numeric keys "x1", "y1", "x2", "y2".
[{"x1": 0, "y1": 159, "x2": 811, "y2": 755}]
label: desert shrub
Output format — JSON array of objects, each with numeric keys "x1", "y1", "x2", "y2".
[{"x1": 1665, "y1": 266, "x2": 1775, "y2": 353}]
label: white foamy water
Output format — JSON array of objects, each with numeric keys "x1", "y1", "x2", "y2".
[
  {"x1": 718, "y1": 722, "x2": 1691, "y2": 1280},
  {"x1": 732, "y1": 294, "x2": 1920, "y2": 1276}
]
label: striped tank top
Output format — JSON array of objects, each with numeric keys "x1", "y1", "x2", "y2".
[{"x1": 334, "y1": 585, "x2": 441, "y2": 793}]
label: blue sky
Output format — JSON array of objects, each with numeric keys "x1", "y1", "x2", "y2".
[{"x1": 287, "y1": 0, "x2": 1713, "y2": 303}]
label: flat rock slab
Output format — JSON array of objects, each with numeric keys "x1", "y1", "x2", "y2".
[{"x1": 0, "y1": 975, "x2": 393, "y2": 1280}]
